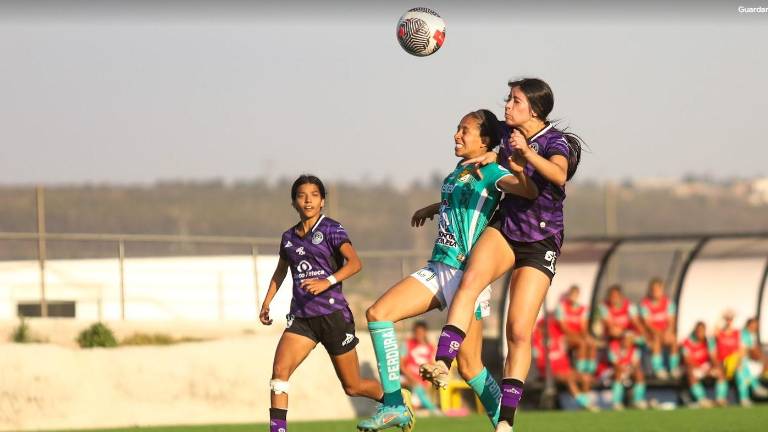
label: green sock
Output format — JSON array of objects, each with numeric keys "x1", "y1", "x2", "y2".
[
  {"x1": 651, "y1": 354, "x2": 663, "y2": 373},
  {"x1": 368, "y1": 321, "x2": 404, "y2": 406},
  {"x1": 715, "y1": 380, "x2": 728, "y2": 401},
  {"x1": 576, "y1": 359, "x2": 588, "y2": 373},
  {"x1": 633, "y1": 383, "x2": 647, "y2": 403},
  {"x1": 669, "y1": 354, "x2": 680, "y2": 370},
  {"x1": 691, "y1": 383, "x2": 706, "y2": 401},
  {"x1": 467, "y1": 367, "x2": 502, "y2": 426},
  {"x1": 412, "y1": 385, "x2": 437, "y2": 411},
  {"x1": 575, "y1": 393, "x2": 589, "y2": 407},
  {"x1": 612, "y1": 382, "x2": 625, "y2": 405}
]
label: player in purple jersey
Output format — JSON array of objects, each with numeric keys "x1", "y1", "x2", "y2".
[
  {"x1": 422, "y1": 78, "x2": 584, "y2": 432},
  {"x1": 260, "y1": 175, "x2": 384, "y2": 432}
]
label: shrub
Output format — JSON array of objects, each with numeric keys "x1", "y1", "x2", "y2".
[
  {"x1": 77, "y1": 322, "x2": 118, "y2": 348},
  {"x1": 120, "y1": 332, "x2": 205, "y2": 346},
  {"x1": 11, "y1": 318, "x2": 30, "y2": 343}
]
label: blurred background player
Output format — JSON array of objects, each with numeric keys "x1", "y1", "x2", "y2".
[
  {"x1": 423, "y1": 78, "x2": 585, "y2": 432},
  {"x1": 358, "y1": 109, "x2": 538, "y2": 432},
  {"x1": 555, "y1": 285, "x2": 597, "y2": 379},
  {"x1": 607, "y1": 331, "x2": 647, "y2": 410},
  {"x1": 260, "y1": 175, "x2": 383, "y2": 432},
  {"x1": 743, "y1": 317, "x2": 768, "y2": 380},
  {"x1": 639, "y1": 278, "x2": 680, "y2": 380},
  {"x1": 599, "y1": 285, "x2": 644, "y2": 342},
  {"x1": 532, "y1": 316, "x2": 596, "y2": 411},
  {"x1": 681, "y1": 321, "x2": 727, "y2": 408},
  {"x1": 715, "y1": 311, "x2": 768, "y2": 407},
  {"x1": 400, "y1": 321, "x2": 441, "y2": 415}
]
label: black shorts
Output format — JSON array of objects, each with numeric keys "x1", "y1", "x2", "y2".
[
  {"x1": 488, "y1": 217, "x2": 559, "y2": 281},
  {"x1": 284, "y1": 309, "x2": 359, "y2": 356}
]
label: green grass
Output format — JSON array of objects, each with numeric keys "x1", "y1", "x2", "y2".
[{"x1": 45, "y1": 405, "x2": 768, "y2": 432}]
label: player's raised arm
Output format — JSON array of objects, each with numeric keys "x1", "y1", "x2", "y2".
[{"x1": 260, "y1": 256, "x2": 290, "y2": 325}]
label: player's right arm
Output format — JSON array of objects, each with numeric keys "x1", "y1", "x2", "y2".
[
  {"x1": 411, "y1": 202, "x2": 441, "y2": 227},
  {"x1": 259, "y1": 256, "x2": 290, "y2": 325}
]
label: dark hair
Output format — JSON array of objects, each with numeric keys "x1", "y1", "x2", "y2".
[
  {"x1": 607, "y1": 284, "x2": 623, "y2": 296},
  {"x1": 413, "y1": 320, "x2": 429, "y2": 330},
  {"x1": 466, "y1": 109, "x2": 502, "y2": 151},
  {"x1": 746, "y1": 317, "x2": 757, "y2": 327},
  {"x1": 648, "y1": 277, "x2": 664, "y2": 291},
  {"x1": 291, "y1": 174, "x2": 326, "y2": 201},
  {"x1": 507, "y1": 77, "x2": 584, "y2": 180}
]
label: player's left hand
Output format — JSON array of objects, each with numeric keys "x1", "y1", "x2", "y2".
[{"x1": 301, "y1": 278, "x2": 331, "y2": 295}]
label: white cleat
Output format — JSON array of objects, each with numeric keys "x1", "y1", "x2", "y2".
[
  {"x1": 419, "y1": 361, "x2": 450, "y2": 389},
  {"x1": 495, "y1": 420, "x2": 514, "y2": 432}
]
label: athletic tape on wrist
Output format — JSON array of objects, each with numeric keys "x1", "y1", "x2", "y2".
[{"x1": 326, "y1": 275, "x2": 338, "y2": 285}]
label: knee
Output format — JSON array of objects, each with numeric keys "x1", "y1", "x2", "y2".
[
  {"x1": 459, "y1": 268, "x2": 485, "y2": 292},
  {"x1": 506, "y1": 322, "x2": 532, "y2": 347},
  {"x1": 366, "y1": 304, "x2": 385, "y2": 322}
]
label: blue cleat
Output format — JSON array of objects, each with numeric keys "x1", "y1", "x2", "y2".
[{"x1": 357, "y1": 389, "x2": 415, "y2": 432}]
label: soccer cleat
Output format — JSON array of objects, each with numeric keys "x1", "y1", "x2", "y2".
[
  {"x1": 612, "y1": 402, "x2": 625, "y2": 411},
  {"x1": 419, "y1": 361, "x2": 450, "y2": 389},
  {"x1": 740, "y1": 399, "x2": 754, "y2": 408},
  {"x1": 633, "y1": 400, "x2": 649, "y2": 410},
  {"x1": 695, "y1": 398, "x2": 713, "y2": 409},
  {"x1": 357, "y1": 403, "x2": 413, "y2": 432},
  {"x1": 400, "y1": 388, "x2": 416, "y2": 432},
  {"x1": 715, "y1": 399, "x2": 728, "y2": 408},
  {"x1": 670, "y1": 368, "x2": 682, "y2": 380},
  {"x1": 753, "y1": 385, "x2": 768, "y2": 398},
  {"x1": 655, "y1": 369, "x2": 669, "y2": 380},
  {"x1": 495, "y1": 420, "x2": 513, "y2": 432}
]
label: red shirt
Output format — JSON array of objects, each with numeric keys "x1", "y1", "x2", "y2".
[
  {"x1": 715, "y1": 328, "x2": 741, "y2": 362},
  {"x1": 683, "y1": 337, "x2": 711, "y2": 367},
  {"x1": 604, "y1": 298, "x2": 636, "y2": 332},
  {"x1": 558, "y1": 299, "x2": 586, "y2": 333},
  {"x1": 641, "y1": 296, "x2": 671, "y2": 331},
  {"x1": 403, "y1": 338, "x2": 436, "y2": 383},
  {"x1": 533, "y1": 318, "x2": 570, "y2": 375},
  {"x1": 608, "y1": 339, "x2": 638, "y2": 367}
]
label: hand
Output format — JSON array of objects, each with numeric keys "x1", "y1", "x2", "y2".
[
  {"x1": 301, "y1": 278, "x2": 331, "y2": 295},
  {"x1": 509, "y1": 129, "x2": 533, "y2": 158},
  {"x1": 461, "y1": 151, "x2": 498, "y2": 167},
  {"x1": 259, "y1": 305, "x2": 273, "y2": 325},
  {"x1": 411, "y1": 206, "x2": 436, "y2": 227},
  {"x1": 507, "y1": 151, "x2": 527, "y2": 174}
]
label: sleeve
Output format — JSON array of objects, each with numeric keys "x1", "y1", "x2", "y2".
[
  {"x1": 628, "y1": 304, "x2": 639, "y2": 318},
  {"x1": 608, "y1": 349, "x2": 618, "y2": 364},
  {"x1": 328, "y1": 222, "x2": 351, "y2": 252},
  {"x1": 544, "y1": 135, "x2": 570, "y2": 159},
  {"x1": 742, "y1": 330, "x2": 755, "y2": 348},
  {"x1": 482, "y1": 164, "x2": 514, "y2": 191},
  {"x1": 639, "y1": 303, "x2": 650, "y2": 319},
  {"x1": 554, "y1": 304, "x2": 565, "y2": 322},
  {"x1": 279, "y1": 235, "x2": 288, "y2": 260},
  {"x1": 598, "y1": 304, "x2": 608, "y2": 320},
  {"x1": 668, "y1": 301, "x2": 677, "y2": 316}
]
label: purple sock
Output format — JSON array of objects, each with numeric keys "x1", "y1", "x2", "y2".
[
  {"x1": 500, "y1": 378, "x2": 524, "y2": 425},
  {"x1": 270, "y1": 408, "x2": 287, "y2": 432},
  {"x1": 435, "y1": 324, "x2": 466, "y2": 366}
]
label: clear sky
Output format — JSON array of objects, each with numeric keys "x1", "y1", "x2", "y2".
[{"x1": 1, "y1": 0, "x2": 766, "y2": 186}]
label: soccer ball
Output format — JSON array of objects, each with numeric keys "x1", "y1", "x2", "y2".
[{"x1": 396, "y1": 7, "x2": 446, "y2": 57}]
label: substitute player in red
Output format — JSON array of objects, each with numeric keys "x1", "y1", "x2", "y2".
[
  {"x1": 555, "y1": 285, "x2": 597, "y2": 378},
  {"x1": 598, "y1": 285, "x2": 644, "y2": 341},
  {"x1": 400, "y1": 321, "x2": 440, "y2": 415},
  {"x1": 607, "y1": 331, "x2": 648, "y2": 410},
  {"x1": 532, "y1": 316, "x2": 595, "y2": 410},
  {"x1": 681, "y1": 321, "x2": 727, "y2": 407},
  {"x1": 639, "y1": 278, "x2": 680, "y2": 379}
]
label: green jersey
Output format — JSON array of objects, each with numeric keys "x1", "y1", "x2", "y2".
[{"x1": 430, "y1": 162, "x2": 512, "y2": 270}]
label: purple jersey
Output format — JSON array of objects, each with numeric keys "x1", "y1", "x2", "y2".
[
  {"x1": 279, "y1": 215, "x2": 352, "y2": 320},
  {"x1": 498, "y1": 123, "x2": 570, "y2": 250}
]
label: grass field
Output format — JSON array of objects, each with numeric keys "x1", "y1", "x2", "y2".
[{"x1": 47, "y1": 405, "x2": 768, "y2": 432}]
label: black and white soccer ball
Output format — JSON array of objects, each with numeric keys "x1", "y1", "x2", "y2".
[{"x1": 396, "y1": 7, "x2": 446, "y2": 57}]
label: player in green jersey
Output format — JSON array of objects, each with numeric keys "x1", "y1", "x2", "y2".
[{"x1": 357, "y1": 110, "x2": 538, "y2": 432}]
